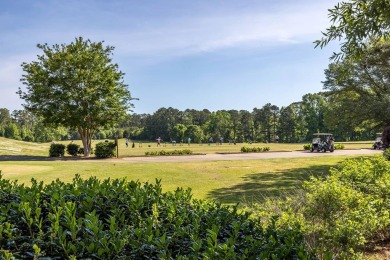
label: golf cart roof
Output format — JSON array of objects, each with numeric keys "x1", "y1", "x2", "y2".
[{"x1": 313, "y1": 133, "x2": 333, "y2": 136}]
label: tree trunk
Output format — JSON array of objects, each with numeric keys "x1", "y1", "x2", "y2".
[{"x1": 79, "y1": 127, "x2": 92, "y2": 157}]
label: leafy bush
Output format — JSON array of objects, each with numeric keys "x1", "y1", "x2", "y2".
[
  {"x1": 303, "y1": 156, "x2": 390, "y2": 258},
  {"x1": 303, "y1": 143, "x2": 311, "y2": 150},
  {"x1": 247, "y1": 155, "x2": 390, "y2": 259},
  {"x1": 0, "y1": 174, "x2": 309, "y2": 259},
  {"x1": 383, "y1": 148, "x2": 390, "y2": 160},
  {"x1": 240, "y1": 146, "x2": 270, "y2": 153},
  {"x1": 49, "y1": 143, "x2": 65, "y2": 157},
  {"x1": 95, "y1": 141, "x2": 116, "y2": 158},
  {"x1": 66, "y1": 143, "x2": 80, "y2": 156},
  {"x1": 145, "y1": 150, "x2": 193, "y2": 156},
  {"x1": 334, "y1": 143, "x2": 345, "y2": 149}
]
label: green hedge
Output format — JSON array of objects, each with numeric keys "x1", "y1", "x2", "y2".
[
  {"x1": 49, "y1": 144, "x2": 65, "y2": 157},
  {"x1": 240, "y1": 146, "x2": 270, "y2": 153},
  {"x1": 66, "y1": 143, "x2": 80, "y2": 156},
  {"x1": 95, "y1": 141, "x2": 116, "y2": 158},
  {"x1": 145, "y1": 149, "x2": 193, "y2": 156},
  {"x1": 0, "y1": 174, "x2": 309, "y2": 259}
]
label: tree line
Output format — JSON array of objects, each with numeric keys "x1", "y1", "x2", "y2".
[{"x1": 1, "y1": 91, "x2": 383, "y2": 144}]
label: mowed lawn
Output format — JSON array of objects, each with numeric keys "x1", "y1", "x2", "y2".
[
  {"x1": 0, "y1": 137, "x2": 378, "y2": 204},
  {"x1": 0, "y1": 154, "x2": 374, "y2": 205}
]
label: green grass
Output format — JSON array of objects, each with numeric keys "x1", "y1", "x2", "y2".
[
  {"x1": 0, "y1": 137, "x2": 50, "y2": 156},
  {"x1": 0, "y1": 155, "x2": 374, "y2": 204},
  {"x1": 0, "y1": 136, "x2": 378, "y2": 205}
]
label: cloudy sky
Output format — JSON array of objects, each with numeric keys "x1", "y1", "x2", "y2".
[{"x1": 0, "y1": 0, "x2": 340, "y2": 114}]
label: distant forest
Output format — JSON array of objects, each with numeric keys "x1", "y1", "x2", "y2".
[{"x1": 0, "y1": 92, "x2": 383, "y2": 143}]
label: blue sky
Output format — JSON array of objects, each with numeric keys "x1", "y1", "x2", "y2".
[{"x1": 0, "y1": 0, "x2": 340, "y2": 114}]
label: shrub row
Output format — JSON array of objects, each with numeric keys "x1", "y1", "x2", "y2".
[
  {"x1": 145, "y1": 149, "x2": 193, "y2": 156},
  {"x1": 0, "y1": 174, "x2": 309, "y2": 259},
  {"x1": 49, "y1": 142, "x2": 113, "y2": 158},
  {"x1": 240, "y1": 146, "x2": 270, "y2": 153},
  {"x1": 250, "y1": 155, "x2": 390, "y2": 259}
]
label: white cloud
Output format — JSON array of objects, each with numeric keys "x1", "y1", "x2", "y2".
[
  {"x1": 1, "y1": 1, "x2": 336, "y2": 61},
  {"x1": 102, "y1": 2, "x2": 334, "y2": 58}
]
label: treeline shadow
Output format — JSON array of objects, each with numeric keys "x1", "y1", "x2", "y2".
[{"x1": 207, "y1": 164, "x2": 340, "y2": 205}]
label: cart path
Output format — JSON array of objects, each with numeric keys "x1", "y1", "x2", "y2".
[{"x1": 109, "y1": 149, "x2": 383, "y2": 163}]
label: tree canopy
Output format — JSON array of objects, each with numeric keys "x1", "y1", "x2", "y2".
[
  {"x1": 315, "y1": 0, "x2": 390, "y2": 60},
  {"x1": 323, "y1": 40, "x2": 390, "y2": 126},
  {"x1": 19, "y1": 37, "x2": 134, "y2": 156}
]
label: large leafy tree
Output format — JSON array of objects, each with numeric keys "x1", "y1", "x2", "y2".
[
  {"x1": 19, "y1": 37, "x2": 134, "y2": 156},
  {"x1": 315, "y1": 0, "x2": 390, "y2": 59},
  {"x1": 323, "y1": 40, "x2": 390, "y2": 127}
]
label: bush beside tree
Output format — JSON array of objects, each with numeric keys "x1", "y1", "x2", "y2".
[
  {"x1": 49, "y1": 143, "x2": 65, "y2": 157},
  {"x1": 95, "y1": 141, "x2": 116, "y2": 158},
  {"x1": 66, "y1": 143, "x2": 80, "y2": 156}
]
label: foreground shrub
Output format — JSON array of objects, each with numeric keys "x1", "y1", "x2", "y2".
[
  {"x1": 383, "y1": 148, "x2": 390, "y2": 161},
  {"x1": 247, "y1": 155, "x2": 390, "y2": 259},
  {"x1": 304, "y1": 156, "x2": 390, "y2": 258},
  {"x1": 0, "y1": 174, "x2": 309, "y2": 259},
  {"x1": 49, "y1": 143, "x2": 65, "y2": 157},
  {"x1": 95, "y1": 141, "x2": 116, "y2": 158},
  {"x1": 241, "y1": 146, "x2": 270, "y2": 153},
  {"x1": 66, "y1": 143, "x2": 80, "y2": 156},
  {"x1": 145, "y1": 149, "x2": 193, "y2": 156}
]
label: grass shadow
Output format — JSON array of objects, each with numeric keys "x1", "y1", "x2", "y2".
[
  {"x1": 0, "y1": 155, "x2": 99, "y2": 161},
  {"x1": 207, "y1": 164, "x2": 338, "y2": 205}
]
